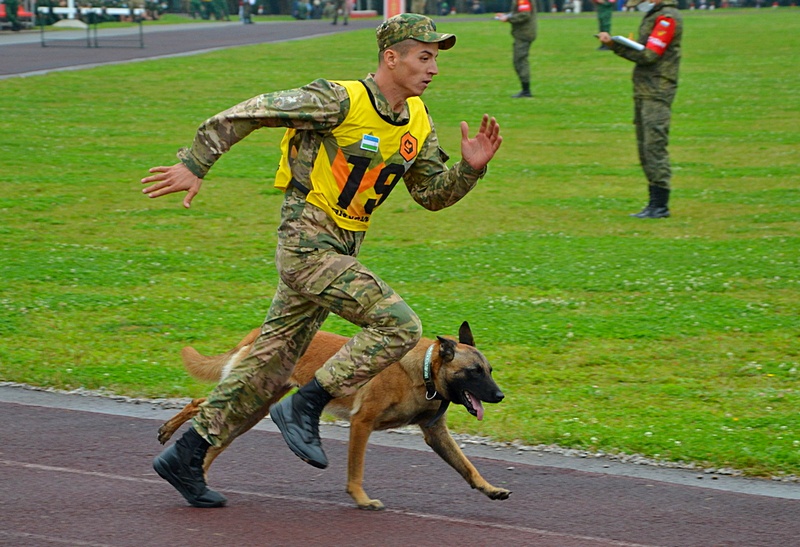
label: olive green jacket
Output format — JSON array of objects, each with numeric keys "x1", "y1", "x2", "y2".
[{"x1": 611, "y1": 0, "x2": 682, "y2": 102}]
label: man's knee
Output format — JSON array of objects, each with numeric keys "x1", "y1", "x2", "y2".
[{"x1": 371, "y1": 296, "x2": 422, "y2": 355}]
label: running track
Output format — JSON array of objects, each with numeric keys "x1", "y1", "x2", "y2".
[{"x1": 2, "y1": 385, "x2": 799, "y2": 546}]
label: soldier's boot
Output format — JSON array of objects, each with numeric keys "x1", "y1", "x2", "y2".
[
  {"x1": 152, "y1": 427, "x2": 227, "y2": 508},
  {"x1": 631, "y1": 185, "x2": 670, "y2": 219},
  {"x1": 630, "y1": 185, "x2": 656, "y2": 217},
  {"x1": 271, "y1": 378, "x2": 333, "y2": 469},
  {"x1": 512, "y1": 82, "x2": 532, "y2": 99}
]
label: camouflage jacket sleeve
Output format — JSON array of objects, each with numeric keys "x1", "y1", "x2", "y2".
[
  {"x1": 177, "y1": 79, "x2": 349, "y2": 178},
  {"x1": 610, "y1": 38, "x2": 663, "y2": 66},
  {"x1": 402, "y1": 114, "x2": 487, "y2": 212},
  {"x1": 507, "y1": 11, "x2": 531, "y2": 25}
]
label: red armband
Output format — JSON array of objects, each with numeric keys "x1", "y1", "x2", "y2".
[
  {"x1": 517, "y1": 0, "x2": 532, "y2": 12},
  {"x1": 645, "y1": 16, "x2": 676, "y2": 56}
]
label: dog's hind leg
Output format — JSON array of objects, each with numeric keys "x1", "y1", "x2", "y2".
[
  {"x1": 421, "y1": 422, "x2": 511, "y2": 501},
  {"x1": 158, "y1": 398, "x2": 206, "y2": 444},
  {"x1": 200, "y1": 405, "x2": 270, "y2": 473}
]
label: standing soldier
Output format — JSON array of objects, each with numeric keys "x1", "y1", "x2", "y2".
[
  {"x1": 597, "y1": 0, "x2": 682, "y2": 218},
  {"x1": 496, "y1": 0, "x2": 537, "y2": 99},
  {"x1": 593, "y1": 0, "x2": 614, "y2": 50},
  {"x1": 144, "y1": 13, "x2": 502, "y2": 508},
  {"x1": 3, "y1": 0, "x2": 21, "y2": 31},
  {"x1": 331, "y1": 0, "x2": 349, "y2": 24}
]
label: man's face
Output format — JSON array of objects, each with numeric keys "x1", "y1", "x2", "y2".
[{"x1": 391, "y1": 40, "x2": 440, "y2": 98}]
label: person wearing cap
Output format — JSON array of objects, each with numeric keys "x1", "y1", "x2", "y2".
[
  {"x1": 496, "y1": 0, "x2": 537, "y2": 98},
  {"x1": 143, "y1": 13, "x2": 502, "y2": 508},
  {"x1": 596, "y1": 0, "x2": 682, "y2": 218}
]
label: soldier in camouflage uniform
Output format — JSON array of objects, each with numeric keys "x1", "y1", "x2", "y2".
[
  {"x1": 496, "y1": 0, "x2": 537, "y2": 98},
  {"x1": 143, "y1": 13, "x2": 502, "y2": 508},
  {"x1": 593, "y1": 0, "x2": 614, "y2": 50},
  {"x1": 597, "y1": 0, "x2": 682, "y2": 218},
  {"x1": 330, "y1": 0, "x2": 349, "y2": 24},
  {"x1": 3, "y1": 0, "x2": 21, "y2": 31}
]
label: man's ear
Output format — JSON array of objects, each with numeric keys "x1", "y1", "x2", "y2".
[{"x1": 382, "y1": 48, "x2": 398, "y2": 69}]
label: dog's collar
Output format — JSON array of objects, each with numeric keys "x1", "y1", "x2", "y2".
[
  {"x1": 423, "y1": 344, "x2": 440, "y2": 400},
  {"x1": 423, "y1": 343, "x2": 450, "y2": 427}
]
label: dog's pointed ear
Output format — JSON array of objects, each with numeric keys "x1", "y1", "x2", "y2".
[
  {"x1": 458, "y1": 321, "x2": 475, "y2": 347},
  {"x1": 437, "y1": 336, "x2": 456, "y2": 363}
]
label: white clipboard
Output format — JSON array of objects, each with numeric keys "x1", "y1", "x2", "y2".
[{"x1": 612, "y1": 36, "x2": 645, "y2": 51}]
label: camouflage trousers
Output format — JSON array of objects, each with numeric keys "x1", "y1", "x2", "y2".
[
  {"x1": 596, "y1": 2, "x2": 614, "y2": 33},
  {"x1": 634, "y1": 98, "x2": 673, "y2": 190},
  {"x1": 513, "y1": 38, "x2": 532, "y2": 85},
  {"x1": 193, "y1": 188, "x2": 422, "y2": 446}
]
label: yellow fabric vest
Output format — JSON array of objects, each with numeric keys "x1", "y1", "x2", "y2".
[{"x1": 274, "y1": 80, "x2": 431, "y2": 231}]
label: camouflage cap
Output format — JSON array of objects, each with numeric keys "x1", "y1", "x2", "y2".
[{"x1": 376, "y1": 13, "x2": 456, "y2": 52}]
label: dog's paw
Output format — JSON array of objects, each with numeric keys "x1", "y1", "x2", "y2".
[
  {"x1": 484, "y1": 486, "x2": 511, "y2": 500},
  {"x1": 157, "y1": 425, "x2": 172, "y2": 445},
  {"x1": 356, "y1": 499, "x2": 385, "y2": 511}
]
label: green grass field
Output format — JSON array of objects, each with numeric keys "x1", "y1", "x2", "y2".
[{"x1": 1, "y1": 10, "x2": 798, "y2": 478}]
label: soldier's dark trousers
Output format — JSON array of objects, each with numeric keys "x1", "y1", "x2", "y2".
[
  {"x1": 596, "y1": 2, "x2": 614, "y2": 33},
  {"x1": 634, "y1": 98, "x2": 672, "y2": 192},
  {"x1": 513, "y1": 38, "x2": 532, "y2": 89}
]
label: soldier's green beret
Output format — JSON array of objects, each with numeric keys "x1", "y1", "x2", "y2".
[{"x1": 376, "y1": 13, "x2": 456, "y2": 52}]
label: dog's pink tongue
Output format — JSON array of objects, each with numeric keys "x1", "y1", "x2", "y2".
[{"x1": 467, "y1": 393, "x2": 484, "y2": 421}]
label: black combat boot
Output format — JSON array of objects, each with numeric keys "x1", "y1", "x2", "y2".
[
  {"x1": 632, "y1": 186, "x2": 670, "y2": 219},
  {"x1": 270, "y1": 378, "x2": 333, "y2": 469},
  {"x1": 631, "y1": 185, "x2": 670, "y2": 219},
  {"x1": 512, "y1": 82, "x2": 532, "y2": 98},
  {"x1": 153, "y1": 427, "x2": 227, "y2": 508},
  {"x1": 630, "y1": 185, "x2": 655, "y2": 217}
]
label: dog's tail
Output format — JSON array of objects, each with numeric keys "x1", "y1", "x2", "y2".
[{"x1": 180, "y1": 328, "x2": 261, "y2": 382}]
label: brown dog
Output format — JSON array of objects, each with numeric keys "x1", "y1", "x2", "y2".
[{"x1": 158, "y1": 321, "x2": 511, "y2": 510}]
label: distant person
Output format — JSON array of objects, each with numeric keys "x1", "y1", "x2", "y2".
[
  {"x1": 596, "y1": 0, "x2": 682, "y2": 218},
  {"x1": 189, "y1": 0, "x2": 203, "y2": 18},
  {"x1": 411, "y1": 0, "x2": 426, "y2": 13},
  {"x1": 242, "y1": 0, "x2": 255, "y2": 23},
  {"x1": 144, "y1": 13, "x2": 502, "y2": 509},
  {"x1": 331, "y1": 0, "x2": 349, "y2": 24},
  {"x1": 3, "y1": 0, "x2": 22, "y2": 31},
  {"x1": 496, "y1": 0, "x2": 537, "y2": 98},
  {"x1": 593, "y1": 0, "x2": 614, "y2": 49}
]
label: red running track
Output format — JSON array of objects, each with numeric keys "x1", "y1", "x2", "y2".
[{"x1": 2, "y1": 387, "x2": 800, "y2": 547}]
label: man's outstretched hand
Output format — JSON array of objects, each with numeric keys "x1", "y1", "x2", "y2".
[
  {"x1": 141, "y1": 163, "x2": 203, "y2": 209},
  {"x1": 461, "y1": 114, "x2": 503, "y2": 172}
]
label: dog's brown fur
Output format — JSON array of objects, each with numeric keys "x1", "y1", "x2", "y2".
[{"x1": 158, "y1": 321, "x2": 511, "y2": 510}]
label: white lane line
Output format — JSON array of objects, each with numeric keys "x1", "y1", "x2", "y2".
[{"x1": 0, "y1": 530, "x2": 113, "y2": 547}]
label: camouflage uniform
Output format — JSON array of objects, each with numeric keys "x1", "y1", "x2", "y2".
[
  {"x1": 506, "y1": 0, "x2": 537, "y2": 96},
  {"x1": 610, "y1": 0, "x2": 682, "y2": 193},
  {"x1": 177, "y1": 75, "x2": 485, "y2": 446},
  {"x1": 3, "y1": 0, "x2": 21, "y2": 31},
  {"x1": 331, "y1": 0, "x2": 349, "y2": 24},
  {"x1": 594, "y1": 0, "x2": 614, "y2": 34}
]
